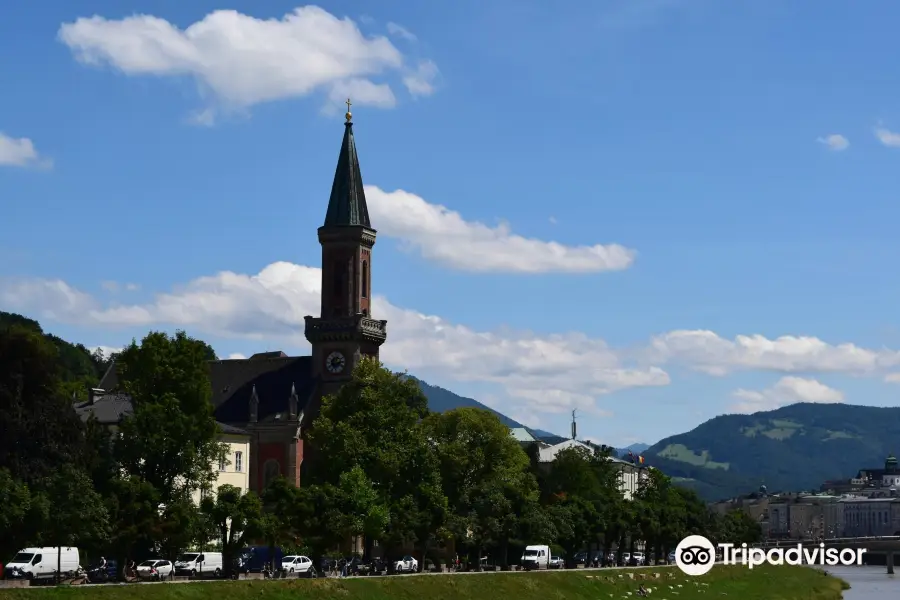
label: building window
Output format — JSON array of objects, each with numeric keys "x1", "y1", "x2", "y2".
[
  {"x1": 361, "y1": 260, "x2": 368, "y2": 299},
  {"x1": 218, "y1": 457, "x2": 227, "y2": 472},
  {"x1": 235, "y1": 451, "x2": 243, "y2": 472}
]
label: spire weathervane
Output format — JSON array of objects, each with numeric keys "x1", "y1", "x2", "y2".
[{"x1": 345, "y1": 98, "x2": 352, "y2": 123}]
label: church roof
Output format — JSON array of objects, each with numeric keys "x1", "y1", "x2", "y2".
[
  {"x1": 323, "y1": 118, "x2": 371, "y2": 228},
  {"x1": 94, "y1": 355, "x2": 316, "y2": 425}
]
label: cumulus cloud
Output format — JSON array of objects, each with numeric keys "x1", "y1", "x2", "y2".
[
  {"x1": 0, "y1": 262, "x2": 667, "y2": 416},
  {"x1": 874, "y1": 126, "x2": 900, "y2": 147},
  {"x1": 366, "y1": 186, "x2": 636, "y2": 273},
  {"x1": 386, "y1": 22, "x2": 417, "y2": 42},
  {"x1": 90, "y1": 345, "x2": 123, "y2": 359},
  {"x1": 58, "y1": 7, "x2": 434, "y2": 116},
  {"x1": 730, "y1": 376, "x2": 844, "y2": 414},
  {"x1": 0, "y1": 132, "x2": 50, "y2": 168},
  {"x1": 816, "y1": 134, "x2": 849, "y2": 151},
  {"x1": 647, "y1": 329, "x2": 900, "y2": 376},
  {"x1": 402, "y1": 60, "x2": 439, "y2": 97}
]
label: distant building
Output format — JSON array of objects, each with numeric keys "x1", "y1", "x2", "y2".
[
  {"x1": 530, "y1": 438, "x2": 649, "y2": 500},
  {"x1": 840, "y1": 497, "x2": 900, "y2": 537},
  {"x1": 74, "y1": 389, "x2": 251, "y2": 500}
]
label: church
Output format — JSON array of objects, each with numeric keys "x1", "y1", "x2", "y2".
[{"x1": 93, "y1": 102, "x2": 387, "y2": 494}]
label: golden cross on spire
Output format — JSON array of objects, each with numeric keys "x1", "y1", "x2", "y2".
[{"x1": 345, "y1": 98, "x2": 352, "y2": 123}]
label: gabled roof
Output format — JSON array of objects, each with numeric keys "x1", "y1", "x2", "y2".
[
  {"x1": 510, "y1": 427, "x2": 537, "y2": 442},
  {"x1": 74, "y1": 392, "x2": 249, "y2": 436},
  {"x1": 323, "y1": 120, "x2": 371, "y2": 228},
  {"x1": 95, "y1": 356, "x2": 315, "y2": 424},
  {"x1": 538, "y1": 438, "x2": 592, "y2": 463}
]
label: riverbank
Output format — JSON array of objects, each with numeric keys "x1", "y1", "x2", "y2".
[{"x1": 0, "y1": 565, "x2": 849, "y2": 600}]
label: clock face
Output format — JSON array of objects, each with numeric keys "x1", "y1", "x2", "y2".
[{"x1": 325, "y1": 351, "x2": 346, "y2": 374}]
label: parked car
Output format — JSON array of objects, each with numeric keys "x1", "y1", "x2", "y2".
[
  {"x1": 281, "y1": 555, "x2": 316, "y2": 577},
  {"x1": 394, "y1": 555, "x2": 418, "y2": 573},
  {"x1": 548, "y1": 555, "x2": 564, "y2": 569},
  {"x1": 631, "y1": 552, "x2": 645, "y2": 566},
  {"x1": 573, "y1": 552, "x2": 588, "y2": 564},
  {"x1": 136, "y1": 559, "x2": 173, "y2": 580}
]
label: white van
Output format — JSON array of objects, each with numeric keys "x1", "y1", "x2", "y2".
[
  {"x1": 521, "y1": 545, "x2": 550, "y2": 570},
  {"x1": 5, "y1": 547, "x2": 80, "y2": 580},
  {"x1": 173, "y1": 551, "x2": 224, "y2": 577}
]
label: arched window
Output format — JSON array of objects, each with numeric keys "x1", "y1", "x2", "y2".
[
  {"x1": 263, "y1": 459, "x2": 281, "y2": 488},
  {"x1": 361, "y1": 260, "x2": 368, "y2": 299}
]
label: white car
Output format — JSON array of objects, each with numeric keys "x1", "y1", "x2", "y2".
[
  {"x1": 136, "y1": 559, "x2": 173, "y2": 580},
  {"x1": 394, "y1": 555, "x2": 418, "y2": 573},
  {"x1": 549, "y1": 555, "x2": 564, "y2": 569},
  {"x1": 631, "y1": 552, "x2": 645, "y2": 566},
  {"x1": 281, "y1": 556, "x2": 316, "y2": 577}
]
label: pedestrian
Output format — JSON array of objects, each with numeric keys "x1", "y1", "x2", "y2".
[{"x1": 339, "y1": 557, "x2": 347, "y2": 578}]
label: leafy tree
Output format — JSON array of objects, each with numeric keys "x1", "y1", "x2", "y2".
[
  {"x1": 0, "y1": 326, "x2": 87, "y2": 484},
  {"x1": 333, "y1": 466, "x2": 389, "y2": 548},
  {"x1": 38, "y1": 465, "x2": 110, "y2": 578},
  {"x1": 307, "y1": 358, "x2": 447, "y2": 567},
  {"x1": 259, "y1": 477, "x2": 303, "y2": 571},
  {"x1": 200, "y1": 485, "x2": 263, "y2": 578},
  {"x1": 425, "y1": 408, "x2": 537, "y2": 568},
  {"x1": 0, "y1": 469, "x2": 44, "y2": 560},
  {"x1": 114, "y1": 331, "x2": 224, "y2": 504},
  {"x1": 105, "y1": 476, "x2": 161, "y2": 579}
]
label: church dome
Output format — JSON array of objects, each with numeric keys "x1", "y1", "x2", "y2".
[{"x1": 886, "y1": 454, "x2": 898, "y2": 473}]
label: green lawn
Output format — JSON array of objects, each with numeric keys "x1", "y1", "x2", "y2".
[{"x1": 0, "y1": 565, "x2": 849, "y2": 600}]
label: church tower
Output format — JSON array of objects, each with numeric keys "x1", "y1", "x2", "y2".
[{"x1": 304, "y1": 101, "x2": 388, "y2": 398}]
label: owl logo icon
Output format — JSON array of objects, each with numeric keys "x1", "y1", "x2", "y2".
[{"x1": 675, "y1": 535, "x2": 716, "y2": 576}]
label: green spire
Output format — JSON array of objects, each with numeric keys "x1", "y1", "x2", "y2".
[{"x1": 323, "y1": 101, "x2": 371, "y2": 228}]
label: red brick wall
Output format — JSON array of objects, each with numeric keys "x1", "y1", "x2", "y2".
[
  {"x1": 256, "y1": 443, "x2": 284, "y2": 491},
  {"x1": 293, "y1": 439, "x2": 304, "y2": 486}
]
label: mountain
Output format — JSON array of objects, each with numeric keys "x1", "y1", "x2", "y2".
[
  {"x1": 0, "y1": 311, "x2": 109, "y2": 400},
  {"x1": 643, "y1": 403, "x2": 900, "y2": 501},
  {"x1": 616, "y1": 443, "x2": 650, "y2": 457},
  {"x1": 407, "y1": 377, "x2": 569, "y2": 442}
]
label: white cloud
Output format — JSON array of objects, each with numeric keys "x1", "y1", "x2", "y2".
[
  {"x1": 885, "y1": 373, "x2": 900, "y2": 383},
  {"x1": 648, "y1": 329, "x2": 900, "y2": 376},
  {"x1": 386, "y1": 22, "x2": 417, "y2": 42},
  {"x1": 402, "y1": 60, "x2": 439, "y2": 97},
  {"x1": 816, "y1": 134, "x2": 849, "y2": 151},
  {"x1": 874, "y1": 126, "x2": 900, "y2": 147},
  {"x1": 0, "y1": 262, "x2": 668, "y2": 416},
  {"x1": 0, "y1": 132, "x2": 50, "y2": 168},
  {"x1": 101, "y1": 281, "x2": 140, "y2": 293},
  {"x1": 227, "y1": 352, "x2": 247, "y2": 360},
  {"x1": 58, "y1": 7, "x2": 434, "y2": 115},
  {"x1": 730, "y1": 376, "x2": 844, "y2": 414},
  {"x1": 90, "y1": 345, "x2": 122, "y2": 359},
  {"x1": 366, "y1": 186, "x2": 636, "y2": 273}
]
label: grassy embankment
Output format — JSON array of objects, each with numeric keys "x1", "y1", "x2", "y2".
[{"x1": 0, "y1": 565, "x2": 850, "y2": 600}]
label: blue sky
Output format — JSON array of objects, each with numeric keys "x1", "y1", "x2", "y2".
[{"x1": 3, "y1": 0, "x2": 900, "y2": 447}]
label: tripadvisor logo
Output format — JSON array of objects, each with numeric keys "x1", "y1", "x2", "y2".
[{"x1": 674, "y1": 535, "x2": 866, "y2": 576}]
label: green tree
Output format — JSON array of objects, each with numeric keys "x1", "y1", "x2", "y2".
[
  {"x1": 0, "y1": 469, "x2": 44, "y2": 561},
  {"x1": 333, "y1": 466, "x2": 389, "y2": 549},
  {"x1": 307, "y1": 358, "x2": 447, "y2": 567},
  {"x1": 425, "y1": 408, "x2": 537, "y2": 568},
  {"x1": 258, "y1": 477, "x2": 303, "y2": 571},
  {"x1": 38, "y1": 465, "x2": 109, "y2": 579},
  {"x1": 200, "y1": 485, "x2": 263, "y2": 578},
  {"x1": 114, "y1": 331, "x2": 224, "y2": 504},
  {"x1": 105, "y1": 476, "x2": 161, "y2": 579},
  {"x1": 0, "y1": 326, "x2": 87, "y2": 485}
]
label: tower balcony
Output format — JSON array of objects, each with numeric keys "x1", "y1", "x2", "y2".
[{"x1": 304, "y1": 314, "x2": 387, "y2": 345}]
